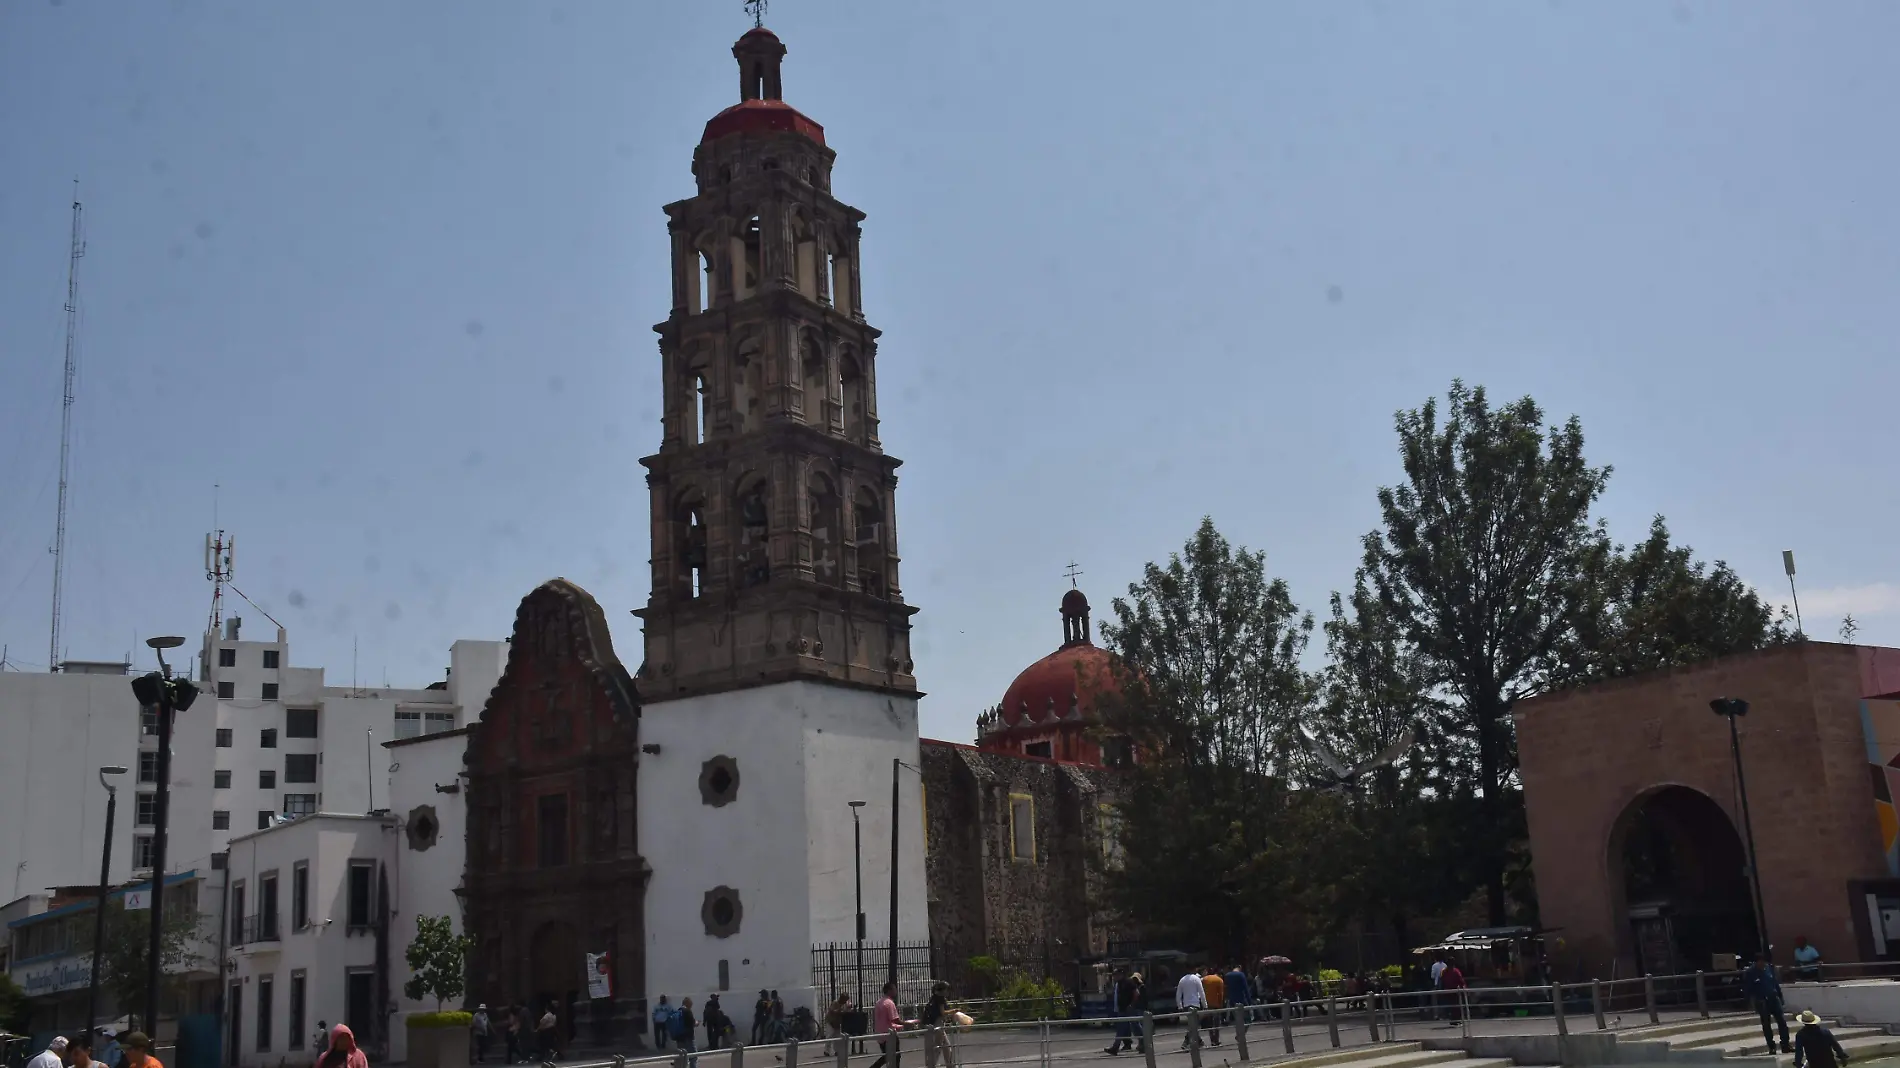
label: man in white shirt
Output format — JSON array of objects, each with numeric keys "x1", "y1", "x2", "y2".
[
  {"x1": 28, "y1": 1036, "x2": 69, "y2": 1068},
  {"x1": 1176, "y1": 971, "x2": 1207, "y2": 1051},
  {"x1": 1429, "y1": 957, "x2": 1449, "y2": 1020}
]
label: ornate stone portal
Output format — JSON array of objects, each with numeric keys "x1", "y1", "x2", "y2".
[{"x1": 463, "y1": 580, "x2": 646, "y2": 1045}]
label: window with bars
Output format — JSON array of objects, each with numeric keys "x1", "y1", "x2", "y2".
[
  {"x1": 283, "y1": 794, "x2": 317, "y2": 817},
  {"x1": 213, "y1": 810, "x2": 230, "y2": 830},
  {"x1": 135, "y1": 793, "x2": 157, "y2": 827},
  {"x1": 139, "y1": 751, "x2": 158, "y2": 784},
  {"x1": 218, "y1": 648, "x2": 236, "y2": 667},
  {"x1": 217, "y1": 681, "x2": 234, "y2": 699},
  {"x1": 261, "y1": 728, "x2": 277, "y2": 748},
  {"x1": 263, "y1": 650, "x2": 280, "y2": 669},
  {"x1": 133, "y1": 834, "x2": 156, "y2": 869},
  {"x1": 262, "y1": 683, "x2": 280, "y2": 701},
  {"x1": 260, "y1": 769, "x2": 276, "y2": 789},
  {"x1": 215, "y1": 769, "x2": 232, "y2": 789},
  {"x1": 217, "y1": 728, "x2": 233, "y2": 748},
  {"x1": 394, "y1": 709, "x2": 456, "y2": 740}
]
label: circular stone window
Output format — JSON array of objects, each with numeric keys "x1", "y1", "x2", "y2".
[
  {"x1": 699, "y1": 755, "x2": 740, "y2": 807},
  {"x1": 406, "y1": 805, "x2": 440, "y2": 852},
  {"x1": 702, "y1": 886, "x2": 743, "y2": 938}
]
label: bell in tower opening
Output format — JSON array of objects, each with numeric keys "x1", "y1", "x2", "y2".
[{"x1": 632, "y1": 19, "x2": 931, "y2": 1017}]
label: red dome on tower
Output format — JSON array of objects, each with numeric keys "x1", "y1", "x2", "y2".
[
  {"x1": 975, "y1": 584, "x2": 1130, "y2": 766},
  {"x1": 700, "y1": 26, "x2": 826, "y2": 147}
]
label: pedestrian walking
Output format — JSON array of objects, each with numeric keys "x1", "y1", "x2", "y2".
[
  {"x1": 1104, "y1": 969, "x2": 1136, "y2": 1055},
  {"x1": 317, "y1": 1026, "x2": 369, "y2": 1068},
  {"x1": 1224, "y1": 964, "x2": 1252, "y2": 1010},
  {"x1": 67, "y1": 1036, "x2": 94, "y2": 1068},
  {"x1": 499, "y1": 1007, "x2": 521, "y2": 1064},
  {"x1": 919, "y1": 981, "x2": 955, "y2": 1068},
  {"x1": 1176, "y1": 968, "x2": 1207, "y2": 1051},
  {"x1": 652, "y1": 997, "x2": 673, "y2": 1051},
  {"x1": 473, "y1": 1005, "x2": 493, "y2": 1063},
  {"x1": 537, "y1": 1002, "x2": 561, "y2": 1062},
  {"x1": 117, "y1": 1033, "x2": 160, "y2": 1068},
  {"x1": 865, "y1": 982, "x2": 903, "y2": 1068},
  {"x1": 1438, "y1": 962, "x2": 1467, "y2": 1026},
  {"x1": 704, "y1": 995, "x2": 729, "y2": 1050},
  {"x1": 672, "y1": 998, "x2": 699, "y2": 1066},
  {"x1": 27, "y1": 1036, "x2": 68, "y2": 1068},
  {"x1": 1742, "y1": 953, "x2": 1794, "y2": 1054},
  {"x1": 1200, "y1": 967, "x2": 1225, "y2": 1046},
  {"x1": 752, "y1": 990, "x2": 771, "y2": 1046},
  {"x1": 1793, "y1": 1010, "x2": 1850, "y2": 1068}
]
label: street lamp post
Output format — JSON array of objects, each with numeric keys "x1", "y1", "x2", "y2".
[
  {"x1": 1711, "y1": 698, "x2": 1770, "y2": 958},
  {"x1": 887, "y1": 758, "x2": 900, "y2": 993},
  {"x1": 130, "y1": 635, "x2": 194, "y2": 1034},
  {"x1": 849, "y1": 799, "x2": 867, "y2": 1006},
  {"x1": 85, "y1": 764, "x2": 129, "y2": 1042}
]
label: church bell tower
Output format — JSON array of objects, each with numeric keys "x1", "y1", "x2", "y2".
[
  {"x1": 635, "y1": 25, "x2": 918, "y2": 699},
  {"x1": 633, "y1": 23, "x2": 930, "y2": 1012}
]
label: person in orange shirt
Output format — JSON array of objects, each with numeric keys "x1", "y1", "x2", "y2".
[
  {"x1": 117, "y1": 1033, "x2": 159, "y2": 1068},
  {"x1": 1200, "y1": 967, "x2": 1225, "y2": 1047}
]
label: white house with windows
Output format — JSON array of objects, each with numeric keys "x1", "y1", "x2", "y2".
[{"x1": 219, "y1": 728, "x2": 468, "y2": 1067}]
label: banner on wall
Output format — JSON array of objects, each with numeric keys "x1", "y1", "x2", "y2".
[{"x1": 585, "y1": 951, "x2": 612, "y2": 999}]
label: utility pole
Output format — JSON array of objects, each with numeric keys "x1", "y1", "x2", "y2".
[
  {"x1": 888, "y1": 758, "x2": 900, "y2": 992},
  {"x1": 50, "y1": 185, "x2": 85, "y2": 672}
]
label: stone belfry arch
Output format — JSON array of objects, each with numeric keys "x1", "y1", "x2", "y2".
[
  {"x1": 632, "y1": 24, "x2": 930, "y2": 1012},
  {"x1": 636, "y1": 24, "x2": 917, "y2": 699}
]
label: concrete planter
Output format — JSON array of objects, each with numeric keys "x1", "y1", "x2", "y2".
[{"x1": 405, "y1": 1020, "x2": 470, "y2": 1068}]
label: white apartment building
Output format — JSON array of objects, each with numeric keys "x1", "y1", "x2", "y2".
[{"x1": 0, "y1": 624, "x2": 503, "y2": 1041}]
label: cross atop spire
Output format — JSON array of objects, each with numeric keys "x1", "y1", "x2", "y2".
[
  {"x1": 1064, "y1": 561, "x2": 1084, "y2": 589},
  {"x1": 745, "y1": 0, "x2": 767, "y2": 29}
]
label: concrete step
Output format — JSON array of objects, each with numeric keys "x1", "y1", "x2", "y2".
[
  {"x1": 1697, "y1": 1027, "x2": 1880, "y2": 1056},
  {"x1": 1620, "y1": 1015, "x2": 1760, "y2": 1040},
  {"x1": 1262, "y1": 1046, "x2": 1468, "y2": 1068}
]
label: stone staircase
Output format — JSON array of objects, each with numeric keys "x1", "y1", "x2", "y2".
[
  {"x1": 1611, "y1": 1014, "x2": 1900, "y2": 1064},
  {"x1": 1259, "y1": 1042, "x2": 1552, "y2": 1068}
]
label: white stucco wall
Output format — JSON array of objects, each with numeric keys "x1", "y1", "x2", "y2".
[
  {"x1": 639, "y1": 681, "x2": 928, "y2": 1012},
  {"x1": 384, "y1": 730, "x2": 470, "y2": 1024},
  {"x1": 0, "y1": 669, "x2": 220, "y2": 898}
]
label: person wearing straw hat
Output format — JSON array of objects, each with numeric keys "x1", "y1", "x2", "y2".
[{"x1": 1793, "y1": 1010, "x2": 1848, "y2": 1068}]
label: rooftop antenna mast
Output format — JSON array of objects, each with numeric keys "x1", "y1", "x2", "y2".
[
  {"x1": 206, "y1": 526, "x2": 235, "y2": 636},
  {"x1": 49, "y1": 182, "x2": 85, "y2": 673},
  {"x1": 1783, "y1": 550, "x2": 1805, "y2": 640}
]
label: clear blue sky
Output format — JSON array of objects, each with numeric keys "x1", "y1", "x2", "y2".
[{"x1": 3, "y1": 1, "x2": 1895, "y2": 742}]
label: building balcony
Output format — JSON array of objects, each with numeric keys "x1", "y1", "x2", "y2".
[{"x1": 233, "y1": 913, "x2": 280, "y2": 953}]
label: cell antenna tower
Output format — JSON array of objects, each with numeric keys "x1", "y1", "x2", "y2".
[
  {"x1": 207, "y1": 529, "x2": 236, "y2": 634},
  {"x1": 49, "y1": 184, "x2": 85, "y2": 673}
]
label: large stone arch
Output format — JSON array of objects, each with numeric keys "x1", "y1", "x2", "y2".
[{"x1": 1603, "y1": 783, "x2": 1758, "y2": 975}]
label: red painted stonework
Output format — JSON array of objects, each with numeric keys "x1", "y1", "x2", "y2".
[
  {"x1": 464, "y1": 579, "x2": 648, "y2": 1045},
  {"x1": 1517, "y1": 641, "x2": 1900, "y2": 979}
]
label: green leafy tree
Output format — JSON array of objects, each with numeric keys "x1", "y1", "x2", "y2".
[
  {"x1": 1303, "y1": 578, "x2": 1470, "y2": 951},
  {"x1": 1359, "y1": 381, "x2": 1612, "y2": 925},
  {"x1": 0, "y1": 972, "x2": 30, "y2": 1033},
  {"x1": 402, "y1": 915, "x2": 473, "y2": 1011},
  {"x1": 1561, "y1": 515, "x2": 1790, "y2": 682},
  {"x1": 77, "y1": 895, "x2": 204, "y2": 1029},
  {"x1": 1096, "y1": 517, "x2": 1318, "y2": 956}
]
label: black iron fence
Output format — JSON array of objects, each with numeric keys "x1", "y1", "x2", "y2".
[{"x1": 811, "y1": 940, "x2": 937, "y2": 1008}]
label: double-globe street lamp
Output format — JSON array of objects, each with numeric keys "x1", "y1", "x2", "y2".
[
  {"x1": 1711, "y1": 697, "x2": 1770, "y2": 959},
  {"x1": 83, "y1": 764, "x2": 129, "y2": 1042},
  {"x1": 128, "y1": 635, "x2": 198, "y2": 1033}
]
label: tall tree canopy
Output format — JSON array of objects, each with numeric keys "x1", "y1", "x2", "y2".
[
  {"x1": 1097, "y1": 517, "x2": 1316, "y2": 956},
  {"x1": 1360, "y1": 381, "x2": 1610, "y2": 924}
]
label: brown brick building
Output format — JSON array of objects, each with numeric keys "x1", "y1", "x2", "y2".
[{"x1": 1517, "y1": 641, "x2": 1900, "y2": 979}]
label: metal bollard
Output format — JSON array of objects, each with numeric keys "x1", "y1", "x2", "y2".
[
  {"x1": 1142, "y1": 1013, "x2": 1157, "y2": 1068},
  {"x1": 1592, "y1": 980, "x2": 1606, "y2": 1030},
  {"x1": 1553, "y1": 983, "x2": 1568, "y2": 1036},
  {"x1": 1644, "y1": 975, "x2": 1659, "y2": 1025},
  {"x1": 1281, "y1": 1002, "x2": 1295, "y2": 1054},
  {"x1": 785, "y1": 1039, "x2": 799, "y2": 1068},
  {"x1": 891, "y1": 1029, "x2": 903, "y2": 1068},
  {"x1": 835, "y1": 1031, "x2": 849, "y2": 1068},
  {"x1": 1186, "y1": 1009, "x2": 1203, "y2": 1068},
  {"x1": 1695, "y1": 971, "x2": 1709, "y2": 1018},
  {"x1": 1234, "y1": 1007, "x2": 1249, "y2": 1062},
  {"x1": 675, "y1": 1049, "x2": 690, "y2": 1068},
  {"x1": 1327, "y1": 997, "x2": 1340, "y2": 1048},
  {"x1": 732, "y1": 1045, "x2": 744, "y2": 1068},
  {"x1": 1367, "y1": 994, "x2": 1380, "y2": 1042},
  {"x1": 1038, "y1": 1019, "x2": 1050, "y2": 1068}
]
